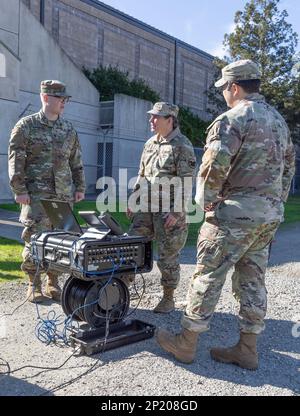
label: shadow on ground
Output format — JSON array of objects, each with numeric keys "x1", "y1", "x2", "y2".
[
  {"x1": 92, "y1": 309, "x2": 300, "y2": 394},
  {"x1": 1, "y1": 307, "x2": 299, "y2": 396},
  {"x1": 0, "y1": 375, "x2": 53, "y2": 396}
]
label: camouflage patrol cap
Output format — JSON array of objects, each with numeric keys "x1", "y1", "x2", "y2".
[
  {"x1": 215, "y1": 59, "x2": 261, "y2": 88},
  {"x1": 40, "y1": 80, "x2": 71, "y2": 97},
  {"x1": 147, "y1": 102, "x2": 179, "y2": 118}
]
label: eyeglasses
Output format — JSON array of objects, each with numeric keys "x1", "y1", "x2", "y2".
[
  {"x1": 221, "y1": 82, "x2": 233, "y2": 92},
  {"x1": 47, "y1": 95, "x2": 70, "y2": 103},
  {"x1": 221, "y1": 82, "x2": 228, "y2": 92}
]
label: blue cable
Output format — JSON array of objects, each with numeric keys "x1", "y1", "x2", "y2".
[
  {"x1": 33, "y1": 244, "x2": 134, "y2": 345},
  {"x1": 34, "y1": 259, "x2": 119, "y2": 346},
  {"x1": 62, "y1": 258, "x2": 120, "y2": 336},
  {"x1": 35, "y1": 310, "x2": 69, "y2": 345}
]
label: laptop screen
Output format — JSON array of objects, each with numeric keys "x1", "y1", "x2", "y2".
[{"x1": 40, "y1": 199, "x2": 82, "y2": 234}]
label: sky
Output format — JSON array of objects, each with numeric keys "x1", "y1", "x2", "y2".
[{"x1": 99, "y1": 0, "x2": 300, "y2": 56}]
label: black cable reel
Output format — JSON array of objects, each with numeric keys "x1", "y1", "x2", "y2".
[
  {"x1": 30, "y1": 206, "x2": 155, "y2": 352},
  {"x1": 62, "y1": 275, "x2": 130, "y2": 328}
]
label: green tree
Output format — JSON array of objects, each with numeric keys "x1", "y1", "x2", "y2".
[
  {"x1": 206, "y1": 57, "x2": 229, "y2": 118},
  {"x1": 83, "y1": 65, "x2": 160, "y2": 103},
  {"x1": 84, "y1": 65, "x2": 209, "y2": 146},
  {"x1": 178, "y1": 107, "x2": 210, "y2": 147},
  {"x1": 208, "y1": 0, "x2": 300, "y2": 143},
  {"x1": 285, "y1": 56, "x2": 300, "y2": 144}
]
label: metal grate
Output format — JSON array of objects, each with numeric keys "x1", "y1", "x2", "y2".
[
  {"x1": 97, "y1": 142, "x2": 113, "y2": 180},
  {"x1": 194, "y1": 147, "x2": 204, "y2": 170}
]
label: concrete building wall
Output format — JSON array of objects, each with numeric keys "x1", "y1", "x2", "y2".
[
  {"x1": 0, "y1": 0, "x2": 21, "y2": 199},
  {"x1": 0, "y1": 101, "x2": 20, "y2": 199},
  {"x1": 22, "y1": 0, "x2": 215, "y2": 119},
  {"x1": 0, "y1": 43, "x2": 20, "y2": 102},
  {"x1": 113, "y1": 94, "x2": 151, "y2": 140},
  {"x1": 176, "y1": 48, "x2": 213, "y2": 120},
  {"x1": 19, "y1": 3, "x2": 99, "y2": 105},
  {"x1": 0, "y1": 0, "x2": 20, "y2": 55},
  {"x1": 111, "y1": 94, "x2": 152, "y2": 187},
  {"x1": 0, "y1": 0, "x2": 101, "y2": 200}
]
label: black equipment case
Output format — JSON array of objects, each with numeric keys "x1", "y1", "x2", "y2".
[{"x1": 31, "y1": 231, "x2": 152, "y2": 280}]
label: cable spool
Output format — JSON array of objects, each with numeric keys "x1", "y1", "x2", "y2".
[{"x1": 62, "y1": 276, "x2": 130, "y2": 328}]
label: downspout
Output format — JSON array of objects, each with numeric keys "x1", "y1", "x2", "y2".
[
  {"x1": 40, "y1": 0, "x2": 45, "y2": 25},
  {"x1": 173, "y1": 39, "x2": 177, "y2": 104}
]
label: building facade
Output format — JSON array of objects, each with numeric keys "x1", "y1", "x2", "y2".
[
  {"x1": 0, "y1": 0, "x2": 101, "y2": 199},
  {"x1": 22, "y1": 0, "x2": 215, "y2": 120}
]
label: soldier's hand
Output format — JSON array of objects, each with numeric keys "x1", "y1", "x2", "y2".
[
  {"x1": 74, "y1": 192, "x2": 85, "y2": 202},
  {"x1": 164, "y1": 213, "x2": 179, "y2": 230},
  {"x1": 204, "y1": 202, "x2": 217, "y2": 212},
  {"x1": 15, "y1": 194, "x2": 30, "y2": 205},
  {"x1": 127, "y1": 208, "x2": 133, "y2": 219}
]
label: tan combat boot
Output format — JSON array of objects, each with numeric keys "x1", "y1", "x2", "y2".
[
  {"x1": 153, "y1": 287, "x2": 175, "y2": 313},
  {"x1": 26, "y1": 274, "x2": 48, "y2": 303},
  {"x1": 156, "y1": 327, "x2": 199, "y2": 364},
  {"x1": 44, "y1": 273, "x2": 62, "y2": 302},
  {"x1": 210, "y1": 332, "x2": 258, "y2": 370}
]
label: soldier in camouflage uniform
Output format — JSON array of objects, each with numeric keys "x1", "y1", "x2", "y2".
[
  {"x1": 156, "y1": 60, "x2": 295, "y2": 369},
  {"x1": 8, "y1": 80, "x2": 86, "y2": 303},
  {"x1": 128, "y1": 102, "x2": 196, "y2": 313}
]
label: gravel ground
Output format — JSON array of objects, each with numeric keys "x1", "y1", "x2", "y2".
[{"x1": 0, "y1": 224, "x2": 299, "y2": 397}]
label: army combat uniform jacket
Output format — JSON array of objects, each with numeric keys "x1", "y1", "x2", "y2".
[
  {"x1": 195, "y1": 93, "x2": 295, "y2": 224},
  {"x1": 129, "y1": 127, "x2": 196, "y2": 289},
  {"x1": 9, "y1": 110, "x2": 85, "y2": 198},
  {"x1": 135, "y1": 127, "x2": 196, "y2": 212},
  {"x1": 8, "y1": 110, "x2": 85, "y2": 224},
  {"x1": 183, "y1": 93, "x2": 296, "y2": 334}
]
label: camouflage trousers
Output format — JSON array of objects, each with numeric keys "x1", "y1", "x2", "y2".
[
  {"x1": 129, "y1": 212, "x2": 188, "y2": 288},
  {"x1": 20, "y1": 195, "x2": 63, "y2": 277},
  {"x1": 21, "y1": 217, "x2": 58, "y2": 277},
  {"x1": 182, "y1": 217, "x2": 279, "y2": 335}
]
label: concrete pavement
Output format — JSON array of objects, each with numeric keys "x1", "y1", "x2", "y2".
[
  {"x1": 0, "y1": 208, "x2": 23, "y2": 242},
  {"x1": 1, "y1": 207, "x2": 300, "y2": 267}
]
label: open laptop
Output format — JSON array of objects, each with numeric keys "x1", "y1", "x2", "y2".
[
  {"x1": 79, "y1": 211, "x2": 124, "y2": 235},
  {"x1": 41, "y1": 199, "x2": 82, "y2": 234}
]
